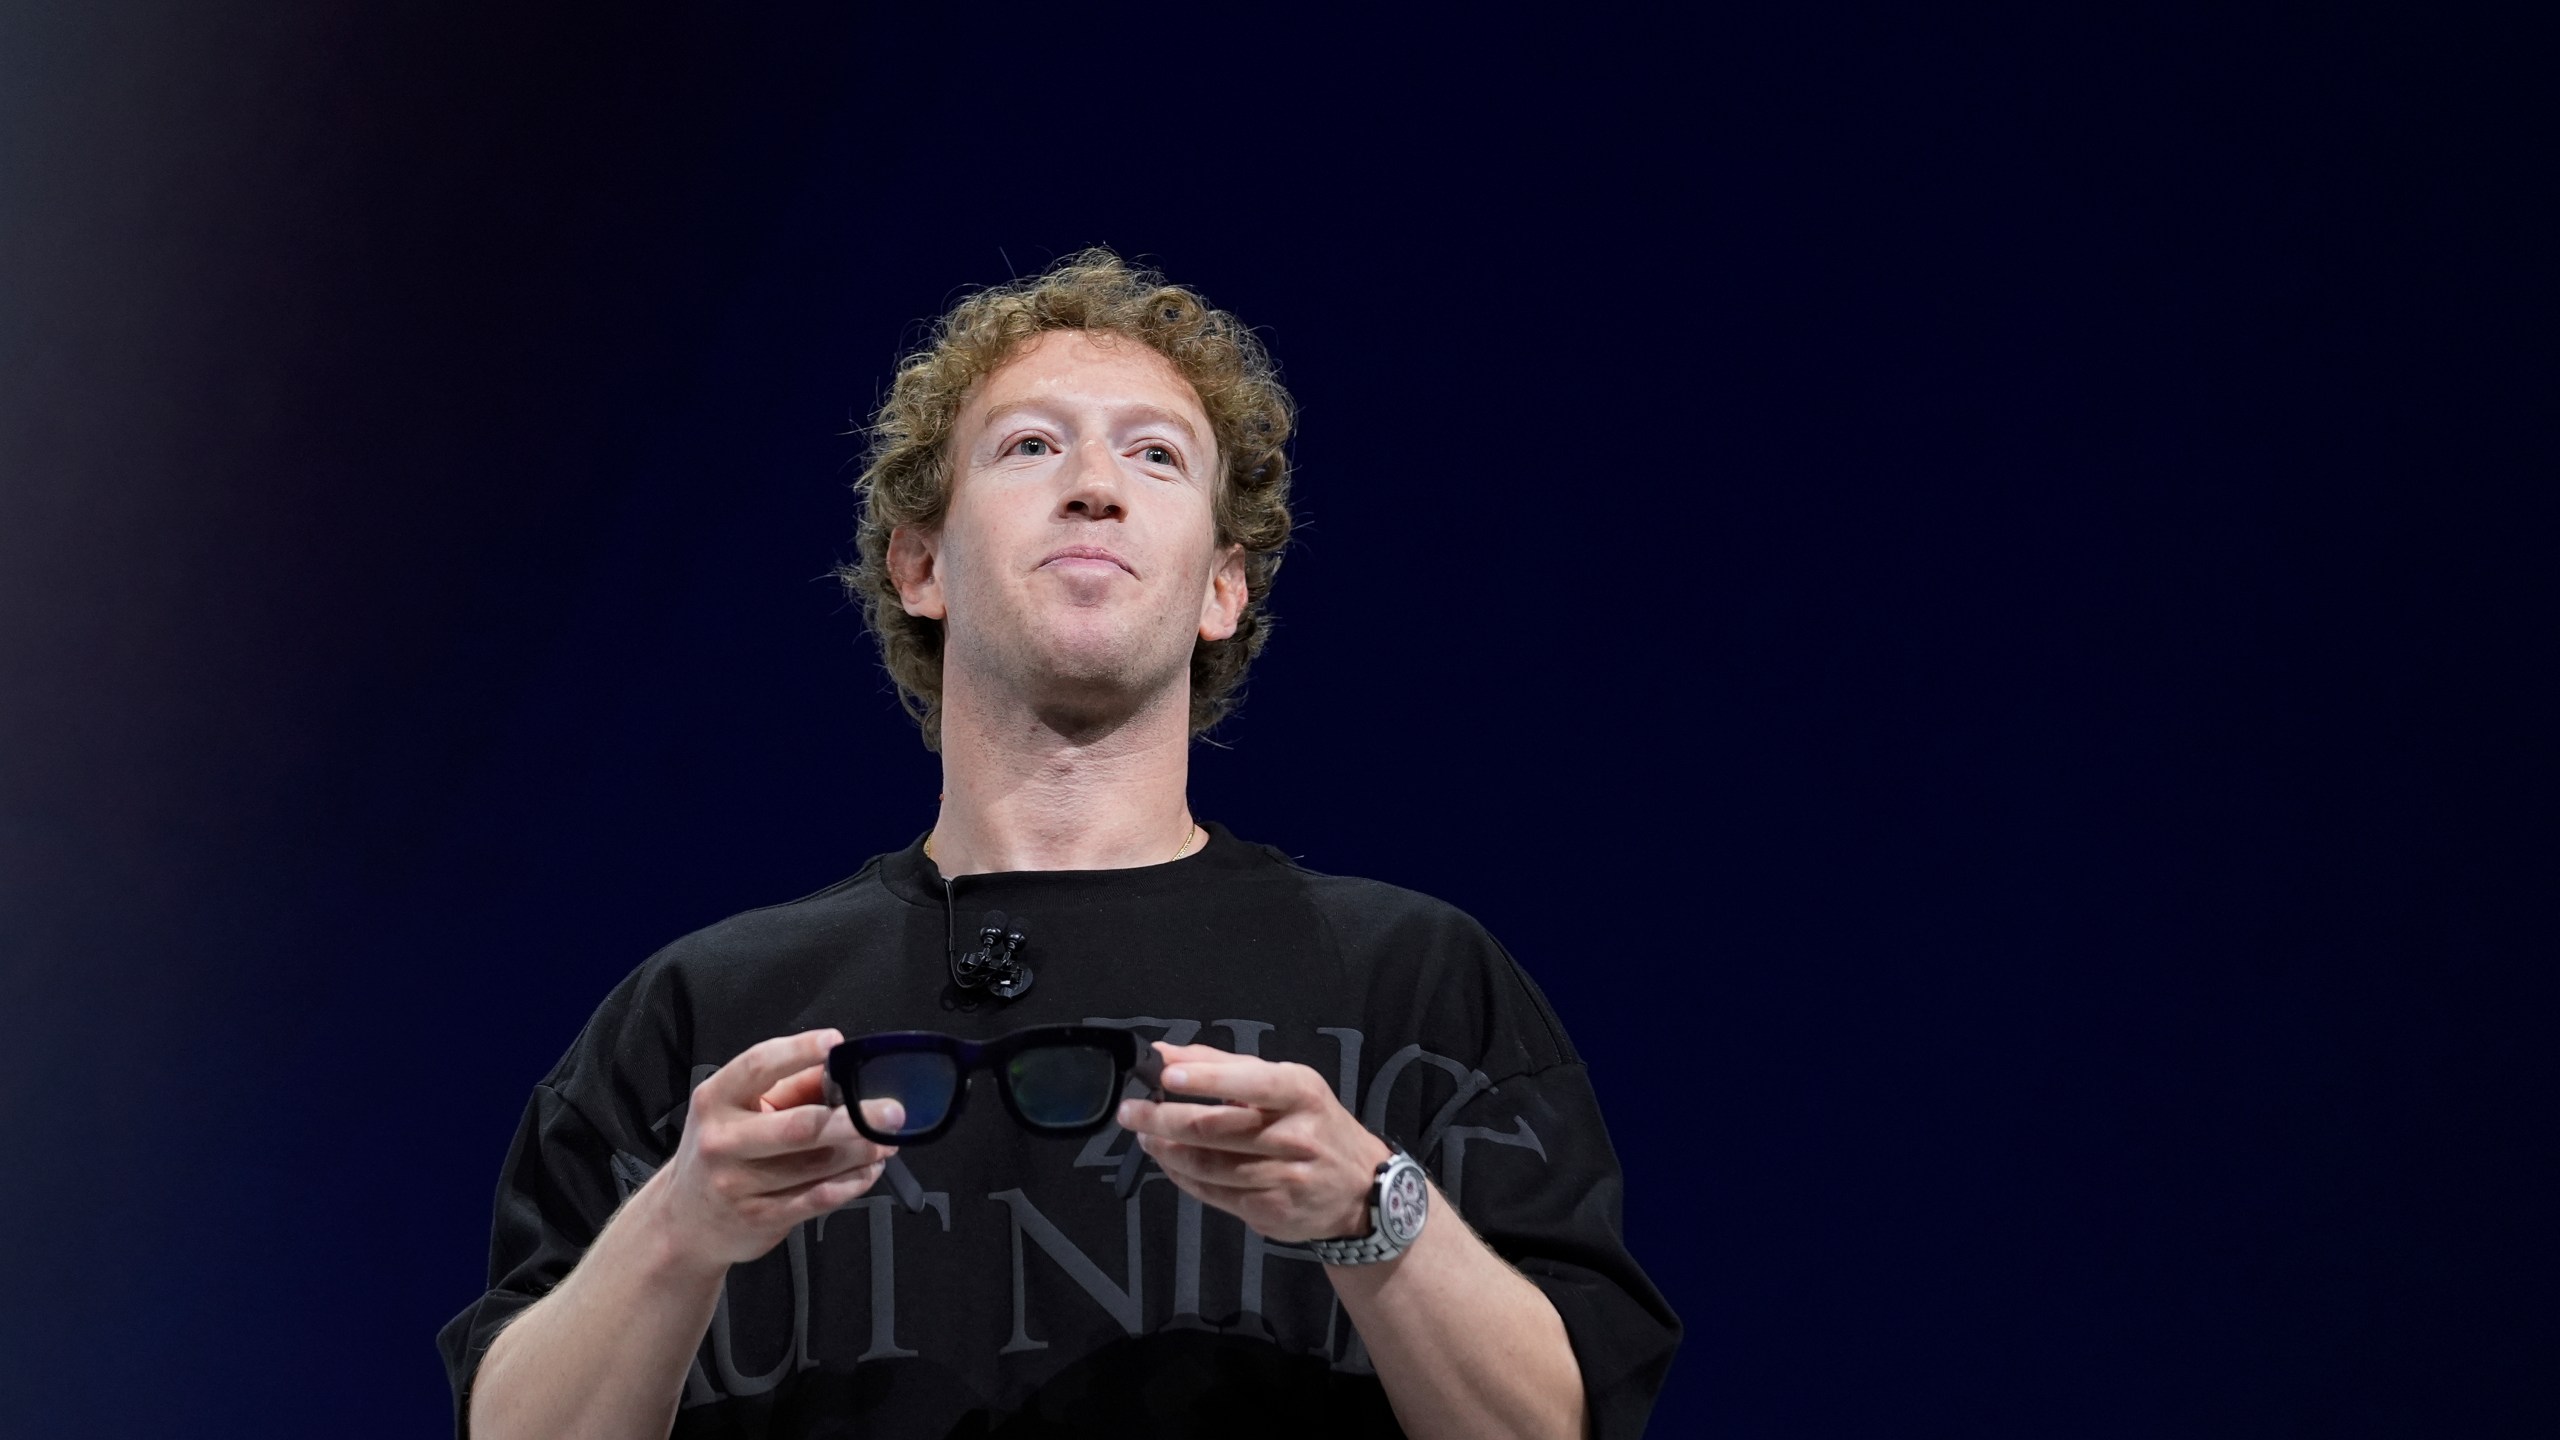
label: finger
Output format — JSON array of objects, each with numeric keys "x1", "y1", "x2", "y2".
[
  {"x1": 1148, "y1": 1162, "x2": 1262, "y2": 1216},
  {"x1": 1149, "y1": 1055, "x2": 1325, "y2": 1113},
  {"x1": 742, "y1": 1133, "x2": 899, "y2": 1189},
  {"x1": 1153, "y1": 1042, "x2": 1237, "y2": 1068},
  {"x1": 729, "y1": 1095, "x2": 907, "y2": 1168},
  {"x1": 770, "y1": 1154, "x2": 891, "y2": 1213},
  {"x1": 1141, "y1": 1134, "x2": 1299, "y2": 1190},
  {"x1": 702, "y1": 1030, "x2": 845, "y2": 1111},
  {"x1": 757, "y1": 1062, "x2": 832, "y2": 1113},
  {"x1": 1152, "y1": 1035, "x2": 1280, "y2": 1101},
  {"x1": 1145, "y1": 1043, "x2": 1268, "y2": 1108},
  {"x1": 1118, "y1": 1097, "x2": 1297, "y2": 1156},
  {"x1": 727, "y1": 1098, "x2": 896, "y2": 1161},
  {"x1": 742, "y1": 1136, "x2": 886, "y2": 1186}
]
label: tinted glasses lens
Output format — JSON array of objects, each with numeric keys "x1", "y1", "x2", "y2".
[
  {"x1": 855, "y1": 1051, "x2": 958, "y2": 1136},
  {"x1": 1005, "y1": 1044, "x2": 1119, "y2": 1129}
]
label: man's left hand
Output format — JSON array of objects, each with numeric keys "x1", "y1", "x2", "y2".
[{"x1": 1116, "y1": 1042, "x2": 1396, "y2": 1245}]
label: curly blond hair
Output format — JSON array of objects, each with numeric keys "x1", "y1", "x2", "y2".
[{"x1": 838, "y1": 249, "x2": 1296, "y2": 750}]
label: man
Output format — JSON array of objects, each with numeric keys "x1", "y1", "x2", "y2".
[{"x1": 439, "y1": 250, "x2": 1680, "y2": 1437}]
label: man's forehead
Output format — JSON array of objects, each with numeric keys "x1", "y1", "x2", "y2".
[{"x1": 967, "y1": 329, "x2": 1208, "y2": 425}]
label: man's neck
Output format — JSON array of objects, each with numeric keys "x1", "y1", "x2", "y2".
[{"x1": 927, "y1": 673, "x2": 1196, "y2": 877}]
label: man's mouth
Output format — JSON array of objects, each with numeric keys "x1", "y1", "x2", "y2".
[{"x1": 1039, "y1": 546, "x2": 1136, "y2": 577}]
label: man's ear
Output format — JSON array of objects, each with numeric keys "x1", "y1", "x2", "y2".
[
  {"x1": 1198, "y1": 542, "x2": 1248, "y2": 642},
  {"x1": 887, "y1": 524, "x2": 947, "y2": 620}
]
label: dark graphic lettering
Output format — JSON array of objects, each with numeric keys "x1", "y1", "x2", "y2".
[
  {"x1": 1212, "y1": 1017, "x2": 1274, "y2": 1055},
  {"x1": 1167, "y1": 1180, "x2": 1214, "y2": 1331},
  {"x1": 818, "y1": 1190, "x2": 952, "y2": 1362},
  {"x1": 1232, "y1": 1227, "x2": 1325, "y2": 1343},
  {"x1": 705, "y1": 1223, "x2": 810, "y2": 1396},
  {"x1": 1316, "y1": 1026, "x2": 1364, "y2": 1111},
  {"x1": 1362, "y1": 1042, "x2": 1492, "y2": 1155},
  {"x1": 1439, "y1": 1116, "x2": 1545, "y2": 1213},
  {"x1": 989, "y1": 1182, "x2": 1147, "y2": 1353}
]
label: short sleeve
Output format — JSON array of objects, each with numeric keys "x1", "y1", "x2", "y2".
[
  {"x1": 433, "y1": 1081, "x2": 652, "y2": 1437},
  {"x1": 438, "y1": 945, "x2": 702, "y2": 1434},
  {"x1": 1316, "y1": 878, "x2": 1682, "y2": 1437},
  {"x1": 1442, "y1": 1059, "x2": 1682, "y2": 1440}
]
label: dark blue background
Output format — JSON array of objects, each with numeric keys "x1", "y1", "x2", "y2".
[{"x1": 3, "y1": 3, "x2": 2551, "y2": 1434}]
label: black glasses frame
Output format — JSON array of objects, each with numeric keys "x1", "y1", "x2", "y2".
[{"x1": 825, "y1": 1023, "x2": 1209, "y2": 1145}]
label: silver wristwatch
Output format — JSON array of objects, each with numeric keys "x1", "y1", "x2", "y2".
[{"x1": 1303, "y1": 1144, "x2": 1428, "y2": 1265}]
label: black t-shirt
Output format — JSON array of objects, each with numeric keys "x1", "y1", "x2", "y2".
[{"x1": 439, "y1": 825, "x2": 1680, "y2": 1437}]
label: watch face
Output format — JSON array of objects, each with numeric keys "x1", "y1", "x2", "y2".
[{"x1": 1379, "y1": 1162, "x2": 1428, "y2": 1247}]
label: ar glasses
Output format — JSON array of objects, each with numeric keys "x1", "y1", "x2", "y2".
[{"x1": 824, "y1": 1024, "x2": 1213, "y2": 1146}]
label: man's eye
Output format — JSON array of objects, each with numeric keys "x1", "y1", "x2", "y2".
[
  {"x1": 1141, "y1": 445, "x2": 1176, "y2": 466},
  {"x1": 1012, "y1": 437, "x2": 1053, "y2": 457}
]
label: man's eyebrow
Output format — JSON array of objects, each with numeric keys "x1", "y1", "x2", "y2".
[
  {"x1": 1110, "y1": 403, "x2": 1203, "y2": 446},
  {"x1": 979, "y1": 399, "x2": 1203, "y2": 446}
]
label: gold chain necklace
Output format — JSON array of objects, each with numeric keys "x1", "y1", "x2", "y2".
[{"x1": 927, "y1": 816, "x2": 1199, "y2": 866}]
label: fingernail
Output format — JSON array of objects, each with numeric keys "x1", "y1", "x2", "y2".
[
  {"x1": 1117, "y1": 1100, "x2": 1136, "y2": 1125},
  {"x1": 881, "y1": 1100, "x2": 905, "y2": 1129},
  {"x1": 1163, "y1": 1067, "x2": 1187, "y2": 1087}
]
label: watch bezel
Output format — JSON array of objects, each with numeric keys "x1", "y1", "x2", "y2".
[{"x1": 1376, "y1": 1150, "x2": 1429, "y2": 1248}]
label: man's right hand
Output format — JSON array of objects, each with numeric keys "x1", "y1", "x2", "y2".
[
  {"x1": 470, "y1": 1030, "x2": 899, "y2": 1438},
  {"x1": 643, "y1": 1028, "x2": 902, "y2": 1273}
]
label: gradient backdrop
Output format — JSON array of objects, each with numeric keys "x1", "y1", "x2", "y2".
[{"x1": 3, "y1": 4, "x2": 2551, "y2": 1435}]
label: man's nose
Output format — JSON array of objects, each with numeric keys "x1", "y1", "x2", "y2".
[{"x1": 1057, "y1": 441, "x2": 1126, "y2": 521}]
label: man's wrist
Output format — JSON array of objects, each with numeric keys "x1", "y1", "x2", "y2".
[
  {"x1": 613, "y1": 1168, "x2": 730, "y2": 1292},
  {"x1": 1323, "y1": 1131, "x2": 1399, "y2": 1240}
]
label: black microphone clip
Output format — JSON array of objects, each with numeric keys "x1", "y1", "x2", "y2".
[{"x1": 952, "y1": 909, "x2": 1034, "y2": 999}]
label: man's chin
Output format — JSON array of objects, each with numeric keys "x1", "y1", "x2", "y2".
[
  {"x1": 1015, "y1": 617, "x2": 1174, "y2": 683},
  {"x1": 1014, "y1": 649, "x2": 1191, "y2": 732},
  {"x1": 949, "y1": 614, "x2": 1190, "y2": 724}
]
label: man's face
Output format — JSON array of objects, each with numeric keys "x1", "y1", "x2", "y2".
[{"x1": 889, "y1": 329, "x2": 1246, "y2": 725}]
